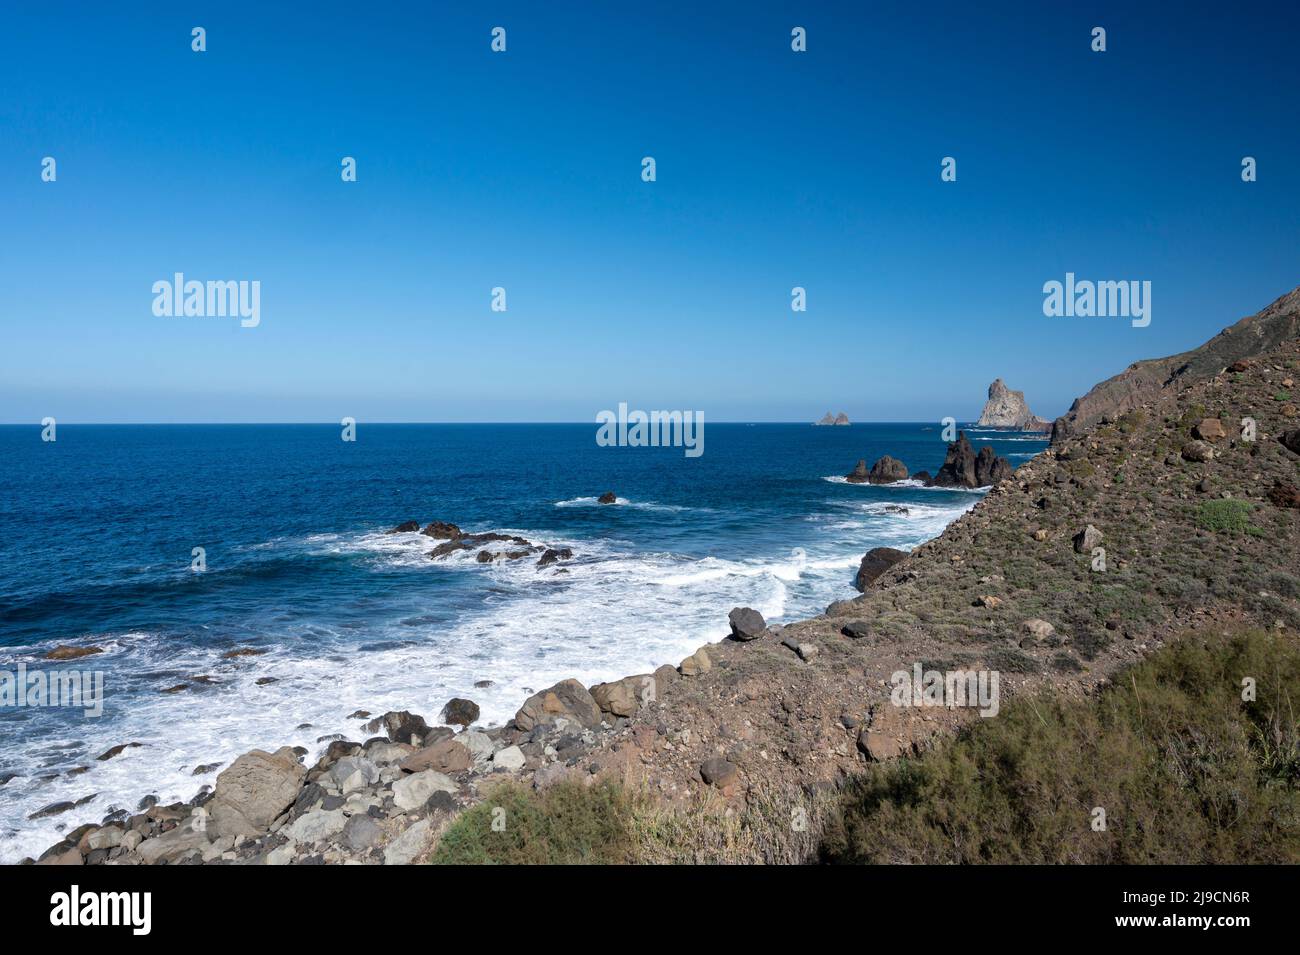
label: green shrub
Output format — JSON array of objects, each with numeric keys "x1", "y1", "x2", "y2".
[
  {"x1": 430, "y1": 780, "x2": 635, "y2": 865},
  {"x1": 1195, "y1": 499, "x2": 1263, "y2": 535},
  {"x1": 819, "y1": 628, "x2": 1300, "y2": 864}
]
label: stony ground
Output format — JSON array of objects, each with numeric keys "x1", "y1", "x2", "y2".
[{"x1": 31, "y1": 304, "x2": 1300, "y2": 866}]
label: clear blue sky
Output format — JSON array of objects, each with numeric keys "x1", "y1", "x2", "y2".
[{"x1": 2, "y1": 1, "x2": 1298, "y2": 423}]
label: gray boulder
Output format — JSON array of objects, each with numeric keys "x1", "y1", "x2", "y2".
[{"x1": 207, "y1": 747, "x2": 306, "y2": 840}]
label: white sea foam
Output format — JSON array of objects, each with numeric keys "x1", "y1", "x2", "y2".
[
  {"x1": 553, "y1": 496, "x2": 691, "y2": 512},
  {"x1": 0, "y1": 497, "x2": 968, "y2": 863}
]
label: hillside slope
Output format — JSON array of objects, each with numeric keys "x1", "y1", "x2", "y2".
[{"x1": 1052, "y1": 286, "x2": 1300, "y2": 444}]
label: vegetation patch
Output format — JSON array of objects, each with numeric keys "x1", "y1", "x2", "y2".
[
  {"x1": 818, "y1": 629, "x2": 1300, "y2": 864},
  {"x1": 1195, "y1": 499, "x2": 1263, "y2": 535},
  {"x1": 431, "y1": 780, "x2": 635, "y2": 865}
]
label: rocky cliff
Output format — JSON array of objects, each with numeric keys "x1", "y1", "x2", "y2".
[{"x1": 1051, "y1": 285, "x2": 1300, "y2": 445}]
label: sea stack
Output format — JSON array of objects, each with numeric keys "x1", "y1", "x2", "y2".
[{"x1": 977, "y1": 379, "x2": 1051, "y2": 431}]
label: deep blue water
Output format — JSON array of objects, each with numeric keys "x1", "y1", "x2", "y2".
[{"x1": 0, "y1": 422, "x2": 1045, "y2": 859}]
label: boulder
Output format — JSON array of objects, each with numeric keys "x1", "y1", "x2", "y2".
[
  {"x1": 1279, "y1": 429, "x2": 1300, "y2": 456},
  {"x1": 598, "y1": 492, "x2": 617, "y2": 504},
  {"x1": 371, "y1": 711, "x2": 435, "y2": 746},
  {"x1": 1073, "y1": 524, "x2": 1103, "y2": 554},
  {"x1": 728, "y1": 607, "x2": 767, "y2": 641},
  {"x1": 36, "y1": 844, "x2": 83, "y2": 866},
  {"x1": 440, "y1": 698, "x2": 480, "y2": 728},
  {"x1": 591, "y1": 675, "x2": 652, "y2": 717},
  {"x1": 854, "y1": 547, "x2": 907, "y2": 591},
  {"x1": 867, "y1": 455, "x2": 909, "y2": 484},
  {"x1": 491, "y1": 745, "x2": 526, "y2": 771},
  {"x1": 457, "y1": 730, "x2": 494, "y2": 767},
  {"x1": 392, "y1": 770, "x2": 457, "y2": 811},
  {"x1": 420, "y1": 521, "x2": 462, "y2": 539},
  {"x1": 361, "y1": 740, "x2": 413, "y2": 766},
  {"x1": 1022, "y1": 619, "x2": 1056, "y2": 640},
  {"x1": 342, "y1": 814, "x2": 382, "y2": 852},
  {"x1": 137, "y1": 819, "x2": 211, "y2": 865},
  {"x1": 286, "y1": 809, "x2": 347, "y2": 844},
  {"x1": 679, "y1": 648, "x2": 711, "y2": 676},
  {"x1": 1268, "y1": 480, "x2": 1300, "y2": 509},
  {"x1": 514, "y1": 679, "x2": 602, "y2": 731},
  {"x1": 841, "y1": 620, "x2": 871, "y2": 639},
  {"x1": 327, "y1": 755, "x2": 379, "y2": 793},
  {"x1": 383, "y1": 819, "x2": 432, "y2": 865},
  {"x1": 387, "y1": 521, "x2": 420, "y2": 534},
  {"x1": 207, "y1": 747, "x2": 306, "y2": 840},
  {"x1": 1193, "y1": 418, "x2": 1227, "y2": 442},
  {"x1": 537, "y1": 547, "x2": 573, "y2": 568},
  {"x1": 399, "y1": 738, "x2": 472, "y2": 774},
  {"x1": 1181, "y1": 440, "x2": 1215, "y2": 462},
  {"x1": 699, "y1": 757, "x2": 739, "y2": 788}
]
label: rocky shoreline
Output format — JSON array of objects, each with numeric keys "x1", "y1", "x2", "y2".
[{"x1": 27, "y1": 599, "x2": 803, "y2": 866}]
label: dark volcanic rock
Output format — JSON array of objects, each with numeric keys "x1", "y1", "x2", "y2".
[
  {"x1": 929, "y1": 432, "x2": 1013, "y2": 488},
  {"x1": 440, "y1": 698, "x2": 480, "y2": 728},
  {"x1": 537, "y1": 547, "x2": 573, "y2": 568},
  {"x1": 1279, "y1": 429, "x2": 1300, "y2": 457},
  {"x1": 1268, "y1": 480, "x2": 1300, "y2": 509},
  {"x1": 420, "y1": 521, "x2": 462, "y2": 540},
  {"x1": 867, "y1": 455, "x2": 909, "y2": 484},
  {"x1": 598, "y1": 492, "x2": 617, "y2": 504},
  {"x1": 371, "y1": 711, "x2": 431, "y2": 746},
  {"x1": 929, "y1": 432, "x2": 979, "y2": 487},
  {"x1": 974, "y1": 446, "x2": 1013, "y2": 486},
  {"x1": 387, "y1": 521, "x2": 420, "y2": 534},
  {"x1": 844, "y1": 460, "x2": 871, "y2": 484},
  {"x1": 728, "y1": 607, "x2": 767, "y2": 641},
  {"x1": 428, "y1": 540, "x2": 471, "y2": 560},
  {"x1": 854, "y1": 547, "x2": 907, "y2": 591}
]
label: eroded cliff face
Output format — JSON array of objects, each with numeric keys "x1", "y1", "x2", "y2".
[
  {"x1": 977, "y1": 379, "x2": 1050, "y2": 431},
  {"x1": 1051, "y1": 286, "x2": 1300, "y2": 446}
]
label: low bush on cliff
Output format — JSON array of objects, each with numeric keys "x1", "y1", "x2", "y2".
[
  {"x1": 430, "y1": 780, "x2": 635, "y2": 864},
  {"x1": 819, "y1": 628, "x2": 1300, "y2": 864}
]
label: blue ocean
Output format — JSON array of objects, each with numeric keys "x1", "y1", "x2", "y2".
[{"x1": 0, "y1": 422, "x2": 1045, "y2": 860}]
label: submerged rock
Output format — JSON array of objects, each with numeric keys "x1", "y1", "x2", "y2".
[
  {"x1": 598, "y1": 492, "x2": 617, "y2": 504},
  {"x1": 387, "y1": 521, "x2": 420, "y2": 534}
]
